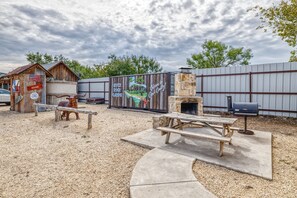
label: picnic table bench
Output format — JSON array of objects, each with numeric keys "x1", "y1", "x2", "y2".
[{"x1": 156, "y1": 112, "x2": 238, "y2": 156}]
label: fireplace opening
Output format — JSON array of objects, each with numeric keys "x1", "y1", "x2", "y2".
[{"x1": 181, "y1": 103, "x2": 198, "y2": 115}]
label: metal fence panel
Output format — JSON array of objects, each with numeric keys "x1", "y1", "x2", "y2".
[
  {"x1": 193, "y1": 62, "x2": 297, "y2": 118},
  {"x1": 77, "y1": 77, "x2": 109, "y2": 103}
]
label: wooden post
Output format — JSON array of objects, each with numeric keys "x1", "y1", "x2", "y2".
[
  {"x1": 55, "y1": 110, "x2": 60, "y2": 122},
  {"x1": 88, "y1": 114, "x2": 92, "y2": 129},
  {"x1": 165, "y1": 118, "x2": 174, "y2": 143},
  {"x1": 35, "y1": 103, "x2": 38, "y2": 116},
  {"x1": 165, "y1": 132, "x2": 171, "y2": 144},
  {"x1": 219, "y1": 141, "x2": 224, "y2": 157}
]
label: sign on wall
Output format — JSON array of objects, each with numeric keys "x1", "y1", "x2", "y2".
[
  {"x1": 27, "y1": 84, "x2": 43, "y2": 91},
  {"x1": 109, "y1": 73, "x2": 171, "y2": 112},
  {"x1": 12, "y1": 80, "x2": 20, "y2": 92}
]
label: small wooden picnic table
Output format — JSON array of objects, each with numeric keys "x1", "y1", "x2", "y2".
[{"x1": 157, "y1": 112, "x2": 238, "y2": 156}]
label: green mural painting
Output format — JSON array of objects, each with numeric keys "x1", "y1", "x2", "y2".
[
  {"x1": 124, "y1": 75, "x2": 167, "y2": 108},
  {"x1": 124, "y1": 76, "x2": 148, "y2": 107}
]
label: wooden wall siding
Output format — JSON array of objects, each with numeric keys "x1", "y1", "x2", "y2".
[
  {"x1": 10, "y1": 74, "x2": 46, "y2": 113},
  {"x1": 109, "y1": 73, "x2": 171, "y2": 112},
  {"x1": 193, "y1": 62, "x2": 297, "y2": 118},
  {"x1": 49, "y1": 63, "x2": 78, "y2": 82}
]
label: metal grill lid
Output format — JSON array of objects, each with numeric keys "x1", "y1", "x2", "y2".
[{"x1": 233, "y1": 102, "x2": 259, "y2": 115}]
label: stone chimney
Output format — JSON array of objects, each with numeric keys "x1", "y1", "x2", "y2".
[
  {"x1": 168, "y1": 72, "x2": 203, "y2": 115},
  {"x1": 174, "y1": 73, "x2": 196, "y2": 96}
]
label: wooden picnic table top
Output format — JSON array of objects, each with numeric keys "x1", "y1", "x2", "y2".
[{"x1": 161, "y1": 112, "x2": 238, "y2": 125}]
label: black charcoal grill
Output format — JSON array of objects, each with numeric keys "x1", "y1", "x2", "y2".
[{"x1": 227, "y1": 96, "x2": 259, "y2": 135}]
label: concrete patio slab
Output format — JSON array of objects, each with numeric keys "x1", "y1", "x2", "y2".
[
  {"x1": 121, "y1": 128, "x2": 272, "y2": 180},
  {"x1": 130, "y1": 149, "x2": 196, "y2": 186},
  {"x1": 130, "y1": 181, "x2": 216, "y2": 198}
]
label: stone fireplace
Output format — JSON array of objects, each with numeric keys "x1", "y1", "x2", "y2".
[{"x1": 168, "y1": 72, "x2": 203, "y2": 115}]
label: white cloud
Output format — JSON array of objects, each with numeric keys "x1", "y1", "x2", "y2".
[{"x1": 0, "y1": 0, "x2": 291, "y2": 73}]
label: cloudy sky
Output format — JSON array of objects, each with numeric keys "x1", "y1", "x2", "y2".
[{"x1": 0, "y1": 0, "x2": 291, "y2": 73}]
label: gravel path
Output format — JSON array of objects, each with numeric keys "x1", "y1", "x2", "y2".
[{"x1": 0, "y1": 104, "x2": 296, "y2": 197}]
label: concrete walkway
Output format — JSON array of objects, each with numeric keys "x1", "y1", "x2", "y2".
[{"x1": 130, "y1": 148, "x2": 216, "y2": 198}]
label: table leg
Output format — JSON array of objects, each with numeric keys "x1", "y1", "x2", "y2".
[
  {"x1": 222, "y1": 124, "x2": 227, "y2": 137},
  {"x1": 165, "y1": 118, "x2": 174, "y2": 144},
  {"x1": 219, "y1": 141, "x2": 224, "y2": 157},
  {"x1": 223, "y1": 124, "x2": 234, "y2": 144},
  {"x1": 165, "y1": 132, "x2": 171, "y2": 144},
  {"x1": 177, "y1": 119, "x2": 183, "y2": 129}
]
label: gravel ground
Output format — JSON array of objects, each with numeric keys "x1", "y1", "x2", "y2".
[
  {"x1": 0, "y1": 104, "x2": 296, "y2": 198},
  {"x1": 0, "y1": 104, "x2": 153, "y2": 198},
  {"x1": 193, "y1": 114, "x2": 297, "y2": 198}
]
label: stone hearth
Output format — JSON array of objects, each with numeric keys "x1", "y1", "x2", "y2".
[{"x1": 168, "y1": 96, "x2": 203, "y2": 116}]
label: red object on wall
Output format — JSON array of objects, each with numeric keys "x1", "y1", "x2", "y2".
[{"x1": 27, "y1": 84, "x2": 43, "y2": 91}]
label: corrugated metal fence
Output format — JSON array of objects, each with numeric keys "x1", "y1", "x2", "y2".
[
  {"x1": 77, "y1": 62, "x2": 297, "y2": 118},
  {"x1": 77, "y1": 77, "x2": 109, "y2": 103},
  {"x1": 193, "y1": 62, "x2": 297, "y2": 117}
]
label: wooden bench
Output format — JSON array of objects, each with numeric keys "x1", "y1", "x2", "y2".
[
  {"x1": 33, "y1": 103, "x2": 98, "y2": 129},
  {"x1": 157, "y1": 127, "x2": 231, "y2": 157}
]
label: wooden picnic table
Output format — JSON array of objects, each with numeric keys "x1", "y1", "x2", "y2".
[{"x1": 156, "y1": 112, "x2": 238, "y2": 156}]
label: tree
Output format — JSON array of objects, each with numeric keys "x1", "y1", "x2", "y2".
[
  {"x1": 187, "y1": 40, "x2": 253, "y2": 69},
  {"x1": 26, "y1": 52, "x2": 53, "y2": 64},
  {"x1": 96, "y1": 54, "x2": 163, "y2": 77},
  {"x1": 26, "y1": 52, "x2": 163, "y2": 78},
  {"x1": 251, "y1": 0, "x2": 297, "y2": 61},
  {"x1": 131, "y1": 55, "x2": 163, "y2": 74}
]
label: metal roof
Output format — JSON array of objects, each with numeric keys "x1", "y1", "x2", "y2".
[
  {"x1": 6, "y1": 63, "x2": 53, "y2": 77},
  {"x1": 42, "y1": 61, "x2": 61, "y2": 70}
]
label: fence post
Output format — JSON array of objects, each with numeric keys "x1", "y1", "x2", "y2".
[
  {"x1": 249, "y1": 72, "x2": 252, "y2": 102},
  {"x1": 88, "y1": 81, "x2": 91, "y2": 99},
  {"x1": 108, "y1": 77, "x2": 112, "y2": 108},
  {"x1": 103, "y1": 81, "x2": 106, "y2": 104},
  {"x1": 201, "y1": 74, "x2": 204, "y2": 97}
]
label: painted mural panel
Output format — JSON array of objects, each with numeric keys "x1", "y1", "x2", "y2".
[{"x1": 109, "y1": 73, "x2": 171, "y2": 112}]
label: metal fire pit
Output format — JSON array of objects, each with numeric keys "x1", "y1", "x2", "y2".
[{"x1": 227, "y1": 96, "x2": 259, "y2": 135}]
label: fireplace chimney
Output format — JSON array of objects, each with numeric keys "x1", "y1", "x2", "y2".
[{"x1": 168, "y1": 67, "x2": 203, "y2": 115}]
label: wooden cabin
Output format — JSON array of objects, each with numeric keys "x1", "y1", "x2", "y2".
[
  {"x1": 42, "y1": 61, "x2": 80, "y2": 104},
  {"x1": 6, "y1": 63, "x2": 52, "y2": 113},
  {"x1": 42, "y1": 61, "x2": 79, "y2": 82}
]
